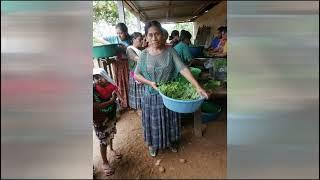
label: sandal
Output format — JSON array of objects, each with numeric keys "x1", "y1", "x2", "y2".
[
  {"x1": 149, "y1": 147, "x2": 157, "y2": 157},
  {"x1": 169, "y1": 143, "x2": 178, "y2": 153},
  {"x1": 103, "y1": 164, "x2": 114, "y2": 176}
]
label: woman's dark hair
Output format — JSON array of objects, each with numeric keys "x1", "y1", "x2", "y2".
[
  {"x1": 217, "y1": 26, "x2": 225, "y2": 32},
  {"x1": 180, "y1": 30, "x2": 186, "y2": 36},
  {"x1": 115, "y1": 22, "x2": 128, "y2": 33},
  {"x1": 131, "y1": 32, "x2": 142, "y2": 40},
  {"x1": 169, "y1": 30, "x2": 179, "y2": 40},
  {"x1": 179, "y1": 30, "x2": 192, "y2": 42},
  {"x1": 144, "y1": 20, "x2": 162, "y2": 35},
  {"x1": 221, "y1": 26, "x2": 227, "y2": 34},
  {"x1": 162, "y1": 28, "x2": 169, "y2": 40}
]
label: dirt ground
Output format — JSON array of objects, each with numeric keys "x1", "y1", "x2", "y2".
[{"x1": 93, "y1": 107, "x2": 226, "y2": 179}]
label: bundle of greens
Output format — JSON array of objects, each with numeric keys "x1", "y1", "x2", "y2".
[
  {"x1": 158, "y1": 80, "x2": 200, "y2": 100},
  {"x1": 203, "y1": 80, "x2": 221, "y2": 91},
  {"x1": 213, "y1": 58, "x2": 227, "y2": 72}
]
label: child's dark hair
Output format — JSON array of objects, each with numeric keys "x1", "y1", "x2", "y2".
[{"x1": 169, "y1": 30, "x2": 179, "y2": 40}]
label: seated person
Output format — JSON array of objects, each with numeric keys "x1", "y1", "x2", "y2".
[
  {"x1": 208, "y1": 26, "x2": 225, "y2": 50},
  {"x1": 212, "y1": 27, "x2": 227, "y2": 58}
]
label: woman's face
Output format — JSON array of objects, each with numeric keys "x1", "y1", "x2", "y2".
[
  {"x1": 93, "y1": 74, "x2": 108, "y2": 87},
  {"x1": 174, "y1": 35, "x2": 179, "y2": 41},
  {"x1": 116, "y1": 28, "x2": 127, "y2": 41},
  {"x1": 142, "y1": 36, "x2": 148, "y2": 47},
  {"x1": 184, "y1": 38, "x2": 191, "y2": 45},
  {"x1": 216, "y1": 30, "x2": 222, "y2": 39},
  {"x1": 133, "y1": 36, "x2": 143, "y2": 48},
  {"x1": 222, "y1": 32, "x2": 227, "y2": 40},
  {"x1": 147, "y1": 26, "x2": 163, "y2": 48}
]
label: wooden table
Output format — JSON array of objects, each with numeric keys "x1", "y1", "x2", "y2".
[{"x1": 193, "y1": 75, "x2": 227, "y2": 137}]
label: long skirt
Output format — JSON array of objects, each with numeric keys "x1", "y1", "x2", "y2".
[
  {"x1": 128, "y1": 75, "x2": 145, "y2": 110},
  {"x1": 141, "y1": 93, "x2": 181, "y2": 150},
  {"x1": 93, "y1": 107, "x2": 117, "y2": 146},
  {"x1": 112, "y1": 60, "x2": 129, "y2": 109}
]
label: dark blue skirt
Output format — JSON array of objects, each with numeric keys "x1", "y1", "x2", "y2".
[{"x1": 141, "y1": 93, "x2": 181, "y2": 150}]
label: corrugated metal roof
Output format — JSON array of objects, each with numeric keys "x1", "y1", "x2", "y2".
[{"x1": 124, "y1": 0, "x2": 222, "y2": 23}]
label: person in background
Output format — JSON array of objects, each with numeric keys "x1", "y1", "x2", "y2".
[
  {"x1": 98, "y1": 23, "x2": 132, "y2": 47},
  {"x1": 142, "y1": 34, "x2": 148, "y2": 49},
  {"x1": 169, "y1": 30, "x2": 180, "y2": 47},
  {"x1": 93, "y1": 68, "x2": 122, "y2": 176},
  {"x1": 97, "y1": 23, "x2": 131, "y2": 109},
  {"x1": 126, "y1": 32, "x2": 145, "y2": 113},
  {"x1": 208, "y1": 26, "x2": 225, "y2": 50},
  {"x1": 174, "y1": 30, "x2": 194, "y2": 66},
  {"x1": 213, "y1": 27, "x2": 227, "y2": 58},
  {"x1": 162, "y1": 28, "x2": 171, "y2": 47},
  {"x1": 180, "y1": 30, "x2": 186, "y2": 39},
  {"x1": 134, "y1": 21, "x2": 208, "y2": 157}
]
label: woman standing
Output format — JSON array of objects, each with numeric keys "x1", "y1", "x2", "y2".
[
  {"x1": 93, "y1": 68, "x2": 122, "y2": 176},
  {"x1": 126, "y1": 32, "x2": 144, "y2": 111},
  {"x1": 174, "y1": 30, "x2": 194, "y2": 66},
  {"x1": 98, "y1": 23, "x2": 131, "y2": 109},
  {"x1": 134, "y1": 21, "x2": 208, "y2": 157}
]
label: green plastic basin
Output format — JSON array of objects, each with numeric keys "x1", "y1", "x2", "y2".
[{"x1": 93, "y1": 44, "x2": 120, "y2": 59}]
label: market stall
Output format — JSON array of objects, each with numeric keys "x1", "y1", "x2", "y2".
[{"x1": 95, "y1": 0, "x2": 227, "y2": 137}]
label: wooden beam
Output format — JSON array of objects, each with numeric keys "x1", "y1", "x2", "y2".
[
  {"x1": 147, "y1": 16, "x2": 194, "y2": 23},
  {"x1": 123, "y1": 0, "x2": 147, "y2": 22},
  {"x1": 192, "y1": 1, "x2": 213, "y2": 15},
  {"x1": 141, "y1": 4, "x2": 197, "y2": 12}
]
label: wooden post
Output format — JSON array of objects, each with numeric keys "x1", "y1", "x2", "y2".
[
  {"x1": 117, "y1": 0, "x2": 126, "y2": 24},
  {"x1": 194, "y1": 108, "x2": 203, "y2": 137},
  {"x1": 136, "y1": 16, "x2": 141, "y2": 32}
]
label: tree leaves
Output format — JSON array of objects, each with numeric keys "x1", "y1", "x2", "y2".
[{"x1": 93, "y1": 1, "x2": 118, "y2": 25}]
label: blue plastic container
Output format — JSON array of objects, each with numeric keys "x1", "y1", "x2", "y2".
[
  {"x1": 159, "y1": 91, "x2": 205, "y2": 113},
  {"x1": 189, "y1": 46, "x2": 204, "y2": 58}
]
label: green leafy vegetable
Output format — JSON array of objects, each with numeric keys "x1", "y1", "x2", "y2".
[{"x1": 158, "y1": 80, "x2": 200, "y2": 100}]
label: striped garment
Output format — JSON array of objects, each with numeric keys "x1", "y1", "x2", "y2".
[
  {"x1": 141, "y1": 93, "x2": 181, "y2": 150},
  {"x1": 128, "y1": 75, "x2": 145, "y2": 110}
]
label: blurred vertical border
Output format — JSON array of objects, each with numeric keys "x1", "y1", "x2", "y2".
[
  {"x1": 227, "y1": 1, "x2": 319, "y2": 179},
  {"x1": 1, "y1": 1, "x2": 93, "y2": 178}
]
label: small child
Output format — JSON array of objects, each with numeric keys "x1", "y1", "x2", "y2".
[{"x1": 93, "y1": 68, "x2": 122, "y2": 176}]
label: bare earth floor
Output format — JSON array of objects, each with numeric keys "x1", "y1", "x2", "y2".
[{"x1": 93, "y1": 109, "x2": 226, "y2": 179}]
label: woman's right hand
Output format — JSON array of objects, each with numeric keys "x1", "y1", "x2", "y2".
[{"x1": 150, "y1": 82, "x2": 158, "y2": 91}]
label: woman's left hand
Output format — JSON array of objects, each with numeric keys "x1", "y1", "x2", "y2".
[{"x1": 196, "y1": 87, "x2": 209, "y2": 99}]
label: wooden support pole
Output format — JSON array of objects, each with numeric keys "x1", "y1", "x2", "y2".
[
  {"x1": 117, "y1": 0, "x2": 126, "y2": 24},
  {"x1": 194, "y1": 108, "x2": 203, "y2": 137}
]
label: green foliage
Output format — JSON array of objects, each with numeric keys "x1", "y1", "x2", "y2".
[
  {"x1": 93, "y1": 1, "x2": 118, "y2": 25},
  {"x1": 203, "y1": 80, "x2": 220, "y2": 91},
  {"x1": 213, "y1": 58, "x2": 227, "y2": 72},
  {"x1": 174, "y1": 23, "x2": 193, "y2": 35},
  {"x1": 159, "y1": 79, "x2": 200, "y2": 100}
]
